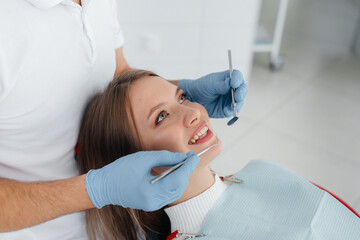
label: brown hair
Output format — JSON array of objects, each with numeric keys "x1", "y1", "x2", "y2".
[{"x1": 78, "y1": 70, "x2": 169, "y2": 240}]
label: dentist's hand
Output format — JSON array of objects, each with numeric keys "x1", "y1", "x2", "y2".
[
  {"x1": 178, "y1": 70, "x2": 247, "y2": 118},
  {"x1": 85, "y1": 151, "x2": 199, "y2": 211}
]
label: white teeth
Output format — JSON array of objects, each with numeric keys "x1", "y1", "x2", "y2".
[
  {"x1": 197, "y1": 127, "x2": 208, "y2": 137},
  {"x1": 189, "y1": 126, "x2": 209, "y2": 144},
  {"x1": 199, "y1": 131, "x2": 207, "y2": 140},
  {"x1": 201, "y1": 127, "x2": 209, "y2": 134}
]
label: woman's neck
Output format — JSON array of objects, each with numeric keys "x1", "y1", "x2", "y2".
[{"x1": 168, "y1": 167, "x2": 215, "y2": 206}]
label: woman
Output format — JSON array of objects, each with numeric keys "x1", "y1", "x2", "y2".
[
  {"x1": 78, "y1": 70, "x2": 360, "y2": 240},
  {"x1": 78, "y1": 69, "x2": 220, "y2": 239}
]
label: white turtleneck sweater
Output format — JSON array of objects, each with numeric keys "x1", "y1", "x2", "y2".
[{"x1": 164, "y1": 175, "x2": 230, "y2": 234}]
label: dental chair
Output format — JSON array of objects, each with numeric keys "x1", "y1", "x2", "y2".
[{"x1": 312, "y1": 183, "x2": 360, "y2": 218}]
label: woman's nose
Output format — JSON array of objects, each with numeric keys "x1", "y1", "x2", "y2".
[{"x1": 183, "y1": 106, "x2": 201, "y2": 127}]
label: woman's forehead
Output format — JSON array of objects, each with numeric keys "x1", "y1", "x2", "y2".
[
  {"x1": 129, "y1": 76, "x2": 176, "y2": 115},
  {"x1": 130, "y1": 76, "x2": 175, "y2": 100}
]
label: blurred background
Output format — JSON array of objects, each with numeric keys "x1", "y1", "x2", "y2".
[{"x1": 118, "y1": 0, "x2": 360, "y2": 213}]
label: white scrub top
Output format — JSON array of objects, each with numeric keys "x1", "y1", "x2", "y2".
[{"x1": 0, "y1": 0, "x2": 124, "y2": 238}]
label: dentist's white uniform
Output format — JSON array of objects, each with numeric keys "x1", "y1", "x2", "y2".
[{"x1": 0, "y1": 0, "x2": 124, "y2": 238}]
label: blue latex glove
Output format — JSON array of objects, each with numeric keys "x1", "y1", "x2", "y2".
[
  {"x1": 178, "y1": 70, "x2": 247, "y2": 118},
  {"x1": 85, "y1": 151, "x2": 199, "y2": 211}
]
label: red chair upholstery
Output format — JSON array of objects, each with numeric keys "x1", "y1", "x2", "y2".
[{"x1": 312, "y1": 183, "x2": 360, "y2": 218}]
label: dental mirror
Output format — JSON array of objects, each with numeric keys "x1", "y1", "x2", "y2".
[{"x1": 227, "y1": 50, "x2": 238, "y2": 126}]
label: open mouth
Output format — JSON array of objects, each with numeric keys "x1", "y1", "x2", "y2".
[{"x1": 188, "y1": 122, "x2": 213, "y2": 145}]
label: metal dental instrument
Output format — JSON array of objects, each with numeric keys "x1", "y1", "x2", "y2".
[
  {"x1": 150, "y1": 138, "x2": 219, "y2": 184},
  {"x1": 221, "y1": 176, "x2": 243, "y2": 183},
  {"x1": 227, "y1": 49, "x2": 239, "y2": 126}
]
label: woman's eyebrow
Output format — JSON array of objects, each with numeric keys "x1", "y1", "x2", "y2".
[{"x1": 147, "y1": 87, "x2": 182, "y2": 120}]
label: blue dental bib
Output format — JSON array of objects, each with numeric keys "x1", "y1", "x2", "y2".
[{"x1": 199, "y1": 160, "x2": 360, "y2": 239}]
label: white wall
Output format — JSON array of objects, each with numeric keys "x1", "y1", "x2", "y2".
[
  {"x1": 258, "y1": 0, "x2": 359, "y2": 54},
  {"x1": 116, "y1": 0, "x2": 261, "y2": 81}
]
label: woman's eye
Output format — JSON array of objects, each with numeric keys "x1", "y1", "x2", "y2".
[
  {"x1": 155, "y1": 93, "x2": 186, "y2": 126},
  {"x1": 155, "y1": 111, "x2": 168, "y2": 125},
  {"x1": 179, "y1": 93, "x2": 187, "y2": 104}
]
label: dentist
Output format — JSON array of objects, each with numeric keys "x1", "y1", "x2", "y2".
[{"x1": 0, "y1": 0, "x2": 247, "y2": 239}]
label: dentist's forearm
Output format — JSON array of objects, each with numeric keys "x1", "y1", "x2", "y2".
[{"x1": 0, "y1": 175, "x2": 94, "y2": 232}]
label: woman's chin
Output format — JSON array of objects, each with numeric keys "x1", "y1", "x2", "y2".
[{"x1": 198, "y1": 140, "x2": 223, "y2": 167}]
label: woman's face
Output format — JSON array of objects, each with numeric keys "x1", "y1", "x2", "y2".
[{"x1": 128, "y1": 76, "x2": 222, "y2": 169}]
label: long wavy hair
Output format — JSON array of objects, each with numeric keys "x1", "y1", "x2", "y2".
[{"x1": 77, "y1": 70, "x2": 170, "y2": 240}]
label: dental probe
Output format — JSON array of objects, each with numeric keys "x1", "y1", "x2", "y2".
[
  {"x1": 227, "y1": 49, "x2": 239, "y2": 126},
  {"x1": 150, "y1": 142, "x2": 219, "y2": 184}
]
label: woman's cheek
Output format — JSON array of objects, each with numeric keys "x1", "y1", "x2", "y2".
[
  {"x1": 148, "y1": 127, "x2": 187, "y2": 153},
  {"x1": 151, "y1": 166, "x2": 170, "y2": 176}
]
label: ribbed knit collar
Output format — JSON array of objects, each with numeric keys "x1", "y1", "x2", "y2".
[{"x1": 164, "y1": 175, "x2": 230, "y2": 233}]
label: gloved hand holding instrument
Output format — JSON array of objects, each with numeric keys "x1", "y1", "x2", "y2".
[
  {"x1": 86, "y1": 151, "x2": 199, "y2": 211},
  {"x1": 178, "y1": 62, "x2": 247, "y2": 119}
]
